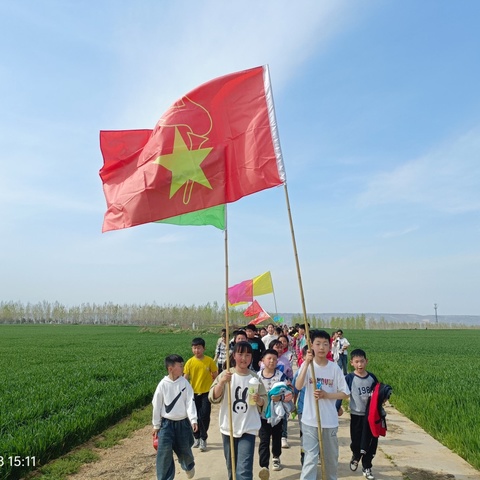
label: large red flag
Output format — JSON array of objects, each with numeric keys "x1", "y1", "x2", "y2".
[{"x1": 100, "y1": 66, "x2": 285, "y2": 232}]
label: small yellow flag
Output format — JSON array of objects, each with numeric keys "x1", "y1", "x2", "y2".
[{"x1": 252, "y1": 271, "x2": 273, "y2": 296}]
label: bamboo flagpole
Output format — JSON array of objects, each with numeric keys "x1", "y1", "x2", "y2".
[
  {"x1": 223, "y1": 206, "x2": 237, "y2": 480},
  {"x1": 283, "y1": 183, "x2": 326, "y2": 476},
  {"x1": 271, "y1": 276, "x2": 279, "y2": 319}
]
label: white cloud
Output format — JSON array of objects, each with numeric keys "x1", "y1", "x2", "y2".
[{"x1": 357, "y1": 127, "x2": 480, "y2": 213}]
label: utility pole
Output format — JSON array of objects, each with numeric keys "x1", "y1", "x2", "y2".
[{"x1": 434, "y1": 303, "x2": 438, "y2": 324}]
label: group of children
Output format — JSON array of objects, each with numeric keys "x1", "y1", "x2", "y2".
[{"x1": 152, "y1": 327, "x2": 385, "y2": 480}]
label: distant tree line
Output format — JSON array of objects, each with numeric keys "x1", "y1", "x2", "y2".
[
  {"x1": 0, "y1": 301, "x2": 472, "y2": 329},
  {"x1": 290, "y1": 313, "x2": 366, "y2": 330},
  {"x1": 289, "y1": 313, "x2": 472, "y2": 330},
  {"x1": 0, "y1": 300, "x2": 246, "y2": 327}
]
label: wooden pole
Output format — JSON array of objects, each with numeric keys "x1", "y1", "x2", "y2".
[
  {"x1": 223, "y1": 207, "x2": 236, "y2": 480},
  {"x1": 283, "y1": 183, "x2": 326, "y2": 475},
  {"x1": 271, "y1": 278, "x2": 279, "y2": 319}
]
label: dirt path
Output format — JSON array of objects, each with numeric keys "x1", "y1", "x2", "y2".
[{"x1": 67, "y1": 403, "x2": 478, "y2": 480}]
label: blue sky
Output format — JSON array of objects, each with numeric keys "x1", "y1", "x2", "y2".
[{"x1": 1, "y1": 1, "x2": 479, "y2": 316}]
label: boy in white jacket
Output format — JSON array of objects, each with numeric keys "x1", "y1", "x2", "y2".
[{"x1": 152, "y1": 354, "x2": 198, "y2": 480}]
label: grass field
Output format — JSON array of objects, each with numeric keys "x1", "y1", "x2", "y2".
[
  {"x1": 0, "y1": 325, "x2": 216, "y2": 480},
  {"x1": 343, "y1": 328, "x2": 480, "y2": 471},
  {"x1": 0, "y1": 325, "x2": 478, "y2": 480}
]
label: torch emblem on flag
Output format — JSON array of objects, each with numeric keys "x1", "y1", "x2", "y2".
[{"x1": 153, "y1": 97, "x2": 214, "y2": 204}]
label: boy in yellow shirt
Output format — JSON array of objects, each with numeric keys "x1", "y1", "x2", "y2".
[{"x1": 184, "y1": 337, "x2": 218, "y2": 452}]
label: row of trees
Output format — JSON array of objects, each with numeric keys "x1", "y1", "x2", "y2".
[
  {"x1": 290, "y1": 313, "x2": 470, "y2": 330},
  {"x1": 291, "y1": 313, "x2": 368, "y2": 330},
  {"x1": 0, "y1": 301, "x2": 470, "y2": 329},
  {"x1": 0, "y1": 300, "x2": 244, "y2": 327}
]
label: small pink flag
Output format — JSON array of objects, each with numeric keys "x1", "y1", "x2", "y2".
[{"x1": 228, "y1": 279, "x2": 253, "y2": 306}]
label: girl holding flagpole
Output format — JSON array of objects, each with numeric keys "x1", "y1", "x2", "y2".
[{"x1": 209, "y1": 341, "x2": 267, "y2": 480}]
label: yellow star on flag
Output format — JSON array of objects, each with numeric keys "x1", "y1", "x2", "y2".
[{"x1": 154, "y1": 127, "x2": 213, "y2": 199}]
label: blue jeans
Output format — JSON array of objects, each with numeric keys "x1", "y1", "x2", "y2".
[
  {"x1": 337, "y1": 353, "x2": 348, "y2": 375},
  {"x1": 156, "y1": 418, "x2": 194, "y2": 480},
  {"x1": 222, "y1": 432, "x2": 255, "y2": 480},
  {"x1": 282, "y1": 412, "x2": 288, "y2": 438}
]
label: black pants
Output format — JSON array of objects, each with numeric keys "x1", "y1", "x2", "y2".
[
  {"x1": 350, "y1": 414, "x2": 378, "y2": 469},
  {"x1": 193, "y1": 392, "x2": 211, "y2": 441},
  {"x1": 258, "y1": 417, "x2": 283, "y2": 468}
]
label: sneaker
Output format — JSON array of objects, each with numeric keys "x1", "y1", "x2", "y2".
[
  {"x1": 350, "y1": 456, "x2": 359, "y2": 471},
  {"x1": 259, "y1": 466, "x2": 270, "y2": 480},
  {"x1": 363, "y1": 468, "x2": 375, "y2": 480},
  {"x1": 281, "y1": 437, "x2": 289, "y2": 449},
  {"x1": 272, "y1": 457, "x2": 281, "y2": 471},
  {"x1": 199, "y1": 439, "x2": 207, "y2": 452},
  {"x1": 186, "y1": 466, "x2": 195, "y2": 479},
  {"x1": 193, "y1": 438, "x2": 200, "y2": 448}
]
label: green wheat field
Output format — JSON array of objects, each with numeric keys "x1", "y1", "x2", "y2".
[{"x1": 0, "y1": 325, "x2": 479, "y2": 480}]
